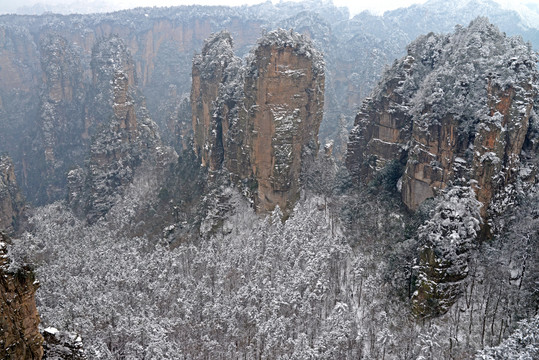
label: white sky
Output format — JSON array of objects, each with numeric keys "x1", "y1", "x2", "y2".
[
  {"x1": 0, "y1": 0, "x2": 426, "y2": 16},
  {"x1": 109, "y1": 0, "x2": 430, "y2": 16},
  {"x1": 0, "y1": 0, "x2": 538, "y2": 17}
]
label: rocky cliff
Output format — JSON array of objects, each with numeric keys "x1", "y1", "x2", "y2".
[
  {"x1": 0, "y1": 233, "x2": 43, "y2": 359},
  {"x1": 191, "y1": 31, "x2": 241, "y2": 171},
  {"x1": 0, "y1": 9, "x2": 265, "y2": 205},
  {"x1": 68, "y1": 36, "x2": 173, "y2": 222},
  {"x1": 0, "y1": 2, "x2": 362, "y2": 206},
  {"x1": 0, "y1": 156, "x2": 24, "y2": 233},
  {"x1": 0, "y1": 25, "x2": 40, "y2": 201},
  {"x1": 347, "y1": 18, "x2": 538, "y2": 217},
  {"x1": 346, "y1": 18, "x2": 538, "y2": 317},
  {"x1": 33, "y1": 34, "x2": 87, "y2": 203},
  {"x1": 192, "y1": 29, "x2": 324, "y2": 213},
  {"x1": 1, "y1": 2, "x2": 538, "y2": 207}
]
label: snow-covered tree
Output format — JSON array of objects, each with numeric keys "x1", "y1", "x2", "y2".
[{"x1": 413, "y1": 185, "x2": 482, "y2": 318}]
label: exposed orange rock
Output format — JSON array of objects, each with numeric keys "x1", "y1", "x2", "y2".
[
  {"x1": 0, "y1": 234, "x2": 43, "y2": 360},
  {"x1": 346, "y1": 55, "x2": 413, "y2": 185},
  {"x1": 192, "y1": 30, "x2": 325, "y2": 214},
  {"x1": 346, "y1": 19, "x2": 538, "y2": 219},
  {"x1": 243, "y1": 37, "x2": 325, "y2": 212},
  {"x1": 471, "y1": 83, "x2": 534, "y2": 217},
  {"x1": 401, "y1": 114, "x2": 461, "y2": 210},
  {"x1": 112, "y1": 71, "x2": 137, "y2": 131}
]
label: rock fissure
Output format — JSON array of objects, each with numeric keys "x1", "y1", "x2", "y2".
[{"x1": 192, "y1": 29, "x2": 325, "y2": 214}]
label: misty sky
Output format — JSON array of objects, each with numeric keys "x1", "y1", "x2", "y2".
[
  {"x1": 0, "y1": 0, "x2": 538, "y2": 17},
  {"x1": 0, "y1": 0, "x2": 428, "y2": 16}
]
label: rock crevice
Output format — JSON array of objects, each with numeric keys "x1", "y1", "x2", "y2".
[{"x1": 192, "y1": 29, "x2": 325, "y2": 213}]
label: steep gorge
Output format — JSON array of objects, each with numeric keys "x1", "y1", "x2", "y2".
[{"x1": 0, "y1": 4, "x2": 537, "y2": 359}]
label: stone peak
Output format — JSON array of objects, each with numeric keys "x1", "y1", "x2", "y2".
[
  {"x1": 254, "y1": 28, "x2": 325, "y2": 75},
  {"x1": 201, "y1": 30, "x2": 234, "y2": 54},
  {"x1": 91, "y1": 35, "x2": 133, "y2": 78},
  {"x1": 193, "y1": 30, "x2": 239, "y2": 80}
]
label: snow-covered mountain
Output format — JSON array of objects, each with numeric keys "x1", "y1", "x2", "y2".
[{"x1": 0, "y1": 1, "x2": 538, "y2": 359}]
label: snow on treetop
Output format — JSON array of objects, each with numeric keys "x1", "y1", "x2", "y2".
[
  {"x1": 199, "y1": 30, "x2": 234, "y2": 58},
  {"x1": 193, "y1": 30, "x2": 239, "y2": 80},
  {"x1": 0, "y1": 155, "x2": 11, "y2": 172},
  {"x1": 255, "y1": 28, "x2": 325, "y2": 75},
  {"x1": 91, "y1": 35, "x2": 132, "y2": 77},
  {"x1": 371, "y1": 16, "x2": 537, "y2": 129}
]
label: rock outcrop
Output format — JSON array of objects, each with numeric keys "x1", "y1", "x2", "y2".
[
  {"x1": 346, "y1": 18, "x2": 538, "y2": 217},
  {"x1": 0, "y1": 156, "x2": 24, "y2": 233},
  {"x1": 0, "y1": 233, "x2": 43, "y2": 359},
  {"x1": 33, "y1": 34, "x2": 87, "y2": 203},
  {"x1": 192, "y1": 31, "x2": 241, "y2": 171},
  {"x1": 346, "y1": 18, "x2": 538, "y2": 318},
  {"x1": 42, "y1": 327, "x2": 85, "y2": 359},
  {"x1": 411, "y1": 185, "x2": 483, "y2": 318},
  {"x1": 68, "y1": 36, "x2": 173, "y2": 222},
  {"x1": 192, "y1": 29, "x2": 325, "y2": 213}
]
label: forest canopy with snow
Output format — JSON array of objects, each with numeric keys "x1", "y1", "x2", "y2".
[{"x1": 1, "y1": 1, "x2": 538, "y2": 359}]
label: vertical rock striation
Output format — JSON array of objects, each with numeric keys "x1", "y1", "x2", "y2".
[
  {"x1": 191, "y1": 31, "x2": 241, "y2": 171},
  {"x1": 191, "y1": 29, "x2": 325, "y2": 214},
  {"x1": 242, "y1": 30, "x2": 325, "y2": 212},
  {"x1": 68, "y1": 36, "x2": 172, "y2": 222},
  {"x1": 35, "y1": 34, "x2": 87, "y2": 203},
  {"x1": 0, "y1": 233, "x2": 43, "y2": 359},
  {"x1": 345, "y1": 18, "x2": 538, "y2": 318},
  {"x1": 346, "y1": 18, "x2": 538, "y2": 217},
  {"x1": 0, "y1": 156, "x2": 24, "y2": 233}
]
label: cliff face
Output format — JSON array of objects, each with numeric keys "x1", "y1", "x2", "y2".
[
  {"x1": 346, "y1": 18, "x2": 538, "y2": 318},
  {"x1": 68, "y1": 36, "x2": 171, "y2": 222},
  {"x1": 0, "y1": 156, "x2": 24, "y2": 233},
  {"x1": 345, "y1": 55, "x2": 413, "y2": 186},
  {"x1": 192, "y1": 32, "x2": 240, "y2": 171},
  {"x1": 0, "y1": 3, "x2": 347, "y2": 206},
  {"x1": 34, "y1": 34, "x2": 87, "y2": 203},
  {"x1": 0, "y1": 26, "x2": 40, "y2": 200},
  {"x1": 346, "y1": 18, "x2": 538, "y2": 217},
  {"x1": 1, "y1": 2, "x2": 538, "y2": 207},
  {"x1": 0, "y1": 11, "x2": 264, "y2": 205},
  {"x1": 0, "y1": 233, "x2": 43, "y2": 360},
  {"x1": 192, "y1": 30, "x2": 324, "y2": 213},
  {"x1": 242, "y1": 31, "x2": 325, "y2": 212}
]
